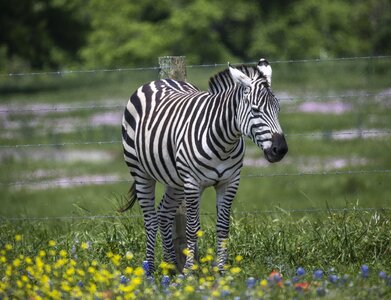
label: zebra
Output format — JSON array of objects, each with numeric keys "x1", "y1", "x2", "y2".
[{"x1": 121, "y1": 58, "x2": 288, "y2": 273}]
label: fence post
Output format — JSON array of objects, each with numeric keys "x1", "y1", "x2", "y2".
[{"x1": 158, "y1": 56, "x2": 197, "y2": 272}]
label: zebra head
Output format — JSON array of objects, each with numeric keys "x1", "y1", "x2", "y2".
[{"x1": 229, "y1": 59, "x2": 288, "y2": 163}]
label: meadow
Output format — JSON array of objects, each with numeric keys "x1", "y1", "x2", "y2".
[{"x1": 1, "y1": 57, "x2": 391, "y2": 298}]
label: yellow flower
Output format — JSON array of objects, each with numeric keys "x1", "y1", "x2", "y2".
[
  {"x1": 182, "y1": 248, "x2": 190, "y2": 256},
  {"x1": 125, "y1": 266, "x2": 133, "y2": 275},
  {"x1": 39, "y1": 250, "x2": 46, "y2": 257},
  {"x1": 15, "y1": 234, "x2": 23, "y2": 242},
  {"x1": 25, "y1": 257, "x2": 32, "y2": 264},
  {"x1": 191, "y1": 264, "x2": 199, "y2": 271},
  {"x1": 260, "y1": 279, "x2": 268, "y2": 287},
  {"x1": 230, "y1": 266, "x2": 241, "y2": 275},
  {"x1": 81, "y1": 242, "x2": 89, "y2": 250},
  {"x1": 49, "y1": 250, "x2": 56, "y2": 256},
  {"x1": 59, "y1": 250, "x2": 67, "y2": 258},
  {"x1": 0, "y1": 256, "x2": 6, "y2": 263},
  {"x1": 48, "y1": 240, "x2": 56, "y2": 247},
  {"x1": 16, "y1": 280, "x2": 23, "y2": 288},
  {"x1": 196, "y1": 230, "x2": 204, "y2": 237},
  {"x1": 13, "y1": 258, "x2": 21, "y2": 267},
  {"x1": 184, "y1": 285, "x2": 195, "y2": 293},
  {"x1": 5, "y1": 244, "x2": 12, "y2": 251},
  {"x1": 125, "y1": 251, "x2": 134, "y2": 260},
  {"x1": 133, "y1": 267, "x2": 144, "y2": 277},
  {"x1": 211, "y1": 290, "x2": 220, "y2": 297},
  {"x1": 21, "y1": 275, "x2": 29, "y2": 283},
  {"x1": 235, "y1": 255, "x2": 243, "y2": 263}
]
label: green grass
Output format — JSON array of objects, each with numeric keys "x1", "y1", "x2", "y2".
[{"x1": 0, "y1": 58, "x2": 390, "y2": 298}]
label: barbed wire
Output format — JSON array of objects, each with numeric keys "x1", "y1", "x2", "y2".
[
  {"x1": 2, "y1": 55, "x2": 391, "y2": 78},
  {"x1": 2, "y1": 169, "x2": 390, "y2": 188},
  {"x1": 1, "y1": 92, "x2": 390, "y2": 114},
  {"x1": 0, "y1": 130, "x2": 389, "y2": 149},
  {"x1": 1, "y1": 207, "x2": 390, "y2": 222}
]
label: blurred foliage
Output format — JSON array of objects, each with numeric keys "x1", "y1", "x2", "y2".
[{"x1": 1, "y1": 0, "x2": 391, "y2": 71}]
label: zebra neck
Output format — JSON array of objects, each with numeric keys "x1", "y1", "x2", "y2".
[{"x1": 207, "y1": 91, "x2": 242, "y2": 155}]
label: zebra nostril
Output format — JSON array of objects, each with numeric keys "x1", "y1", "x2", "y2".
[{"x1": 271, "y1": 146, "x2": 278, "y2": 156}]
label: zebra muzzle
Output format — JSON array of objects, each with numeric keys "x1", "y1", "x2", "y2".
[{"x1": 264, "y1": 133, "x2": 288, "y2": 163}]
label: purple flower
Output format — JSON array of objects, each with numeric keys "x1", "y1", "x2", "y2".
[
  {"x1": 142, "y1": 260, "x2": 151, "y2": 276},
  {"x1": 361, "y1": 265, "x2": 369, "y2": 278},
  {"x1": 313, "y1": 269, "x2": 324, "y2": 280},
  {"x1": 296, "y1": 267, "x2": 305, "y2": 277},
  {"x1": 120, "y1": 275, "x2": 129, "y2": 284},
  {"x1": 246, "y1": 277, "x2": 256, "y2": 289},
  {"x1": 329, "y1": 274, "x2": 338, "y2": 284},
  {"x1": 161, "y1": 275, "x2": 170, "y2": 288},
  {"x1": 379, "y1": 271, "x2": 387, "y2": 280}
]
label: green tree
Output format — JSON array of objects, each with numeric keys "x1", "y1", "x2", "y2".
[{"x1": 0, "y1": 0, "x2": 89, "y2": 71}]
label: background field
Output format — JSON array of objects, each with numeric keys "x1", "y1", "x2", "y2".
[{"x1": 1, "y1": 58, "x2": 391, "y2": 295}]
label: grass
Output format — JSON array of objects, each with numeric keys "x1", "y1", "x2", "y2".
[
  {"x1": 1, "y1": 208, "x2": 390, "y2": 298},
  {"x1": 0, "y1": 58, "x2": 390, "y2": 298}
]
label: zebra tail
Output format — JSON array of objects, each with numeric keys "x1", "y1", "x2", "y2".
[{"x1": 118, "y1": 182, "x2": 137, "y2": 212}]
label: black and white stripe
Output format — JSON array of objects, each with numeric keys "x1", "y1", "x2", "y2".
[{"x1": 121, "y1": 58, "x2": 288, "y2": 272}]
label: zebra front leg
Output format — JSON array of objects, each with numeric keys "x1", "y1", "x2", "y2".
[
  {"x1": 183, "y1": 181, "x2": 202, "y2": 271},
  {"x1": 157, "y1": 187, "x2": 183, "y2": 268},
  {"x1": 215, "y1": 176, "x2": 240, "y2": 272},
  {"x1": 135, "y1": 177, "x2": 158, "y2": 274}
]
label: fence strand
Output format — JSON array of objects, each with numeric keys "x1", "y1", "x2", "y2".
[
  {"x1": 2, "y1": 55, "x2": 391, "y2": 77},
  {"x1": 1, "y1": 207, "x2": 390, "y2": 222},
  {"x1": 2, "y1": 169, "x2": 390, "y2": 188},
  {"x1": 1, "y1": 92, "x2": 390, "y2": 114}
]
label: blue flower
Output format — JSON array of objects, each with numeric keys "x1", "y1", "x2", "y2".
[
  {"x1": 313, "y1": 269, "x2": 323, "y2": 280},
  {"x1": 120, "y1": 275, "x2": 129, "y2": 284},
  {"x1": 161, "y1": 275, "x2": 170, "y2": 288},
  {"x1": 361, "y1": 265, "x2": 369, "y2": 278},
  {"x1": 296, "y1": 267, "x2": 305, "y2": 277},
  {"x1": 142, "y1": 260, "x2": 151, "y2": 276},
  {"x1": 246, "y1": 277, "x2": 256, "y2": 289},
  {"x1": 329, "y1": 274, "x2": 338, "y2": 284},
  {"x1": 379, "y1": 271, "x2": 387, "y2": 280}
]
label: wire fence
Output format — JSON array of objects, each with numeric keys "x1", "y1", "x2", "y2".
[
  {"x1": 2, "y1": 55, "x2": 391, "y2": 77},
  {"x1": 1, "y1": 55, "x2": 390, "y2": 221},
  {"x1": 1, "y1": 207, "x2": 390, "y2": 222}
]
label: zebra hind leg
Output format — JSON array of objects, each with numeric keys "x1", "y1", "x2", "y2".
[
  {"x1": 134, "y1": 177, "x2": 158, "y2": 275},
  {"x1": 157, "y1": 187, "x2": 183, "y2": 271}
]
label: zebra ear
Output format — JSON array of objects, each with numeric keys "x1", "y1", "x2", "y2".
[
  {"x1": 257, "y1": 58, "x2": 272, "y2": 87},
  {"x1": 228, "y1": 64, "x2": 252, "y2": 89}
]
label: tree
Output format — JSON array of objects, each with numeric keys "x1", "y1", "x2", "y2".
[{"x1": 0, "y1": 0, "x2": 89, "y2": 71}]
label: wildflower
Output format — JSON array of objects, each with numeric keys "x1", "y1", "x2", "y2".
[
  {"x1": 313, "y1": 269, "x2": 324, "y2": 280},
  {"x1": 125, "y1": 266, "x2": 133, "y2": 275},
  {"x1": 161, "y1": 275, "x2": 170, "y2": 289},
  {"x1": 191, "y1": 264, "x2": 199, "y2": 271},
  {"x1": 39, "y1": 250, "x2": 46, "y2": 257},
  {"x1": 120, "y1": 275, "x2": 129, "y2": 285},
  {"x1": 295, "y1": 282, "x2": 310, "y2": 291},
  {"x1": 230, "y1": 267, "x2": 241, "y2": 275},
  {"x1": 134, "y1": 266, "x2": 144, "y2": 277},
  {"x1": 211, "y1": 290, "x2": 220, "y2": 297},
  {"x1": 235, "y1": 255, "x2": 243, "y2": 263},
  {"x1": 329, "y1": 274, "x2": 338, "y2": 284},
  {"x1": 142, "y1": 261, "x2": 150, "y2": 275},
  {"x1": 15, "y1": 234, "x2": 22, "y2": 242},
  {"x1": 183, "y1": 248, "x2": 190, "y2": 256},
  {"x1": 184, "y1": 285, "x2": 195, "y2": 293},
  {"x1": 13, "y1": 258, "x2": 21, "y2": 267},
  {"x1": 246, "y1": 277, "x2": 256, "y2": 289},
  {"x1": 125, "y1": 251, "x2": 134, "y2": 260},
  {"x1": 81, "y1": 242, "x2": 89, "y2": 250},
  {"x1": 296, "y1": 267, "x2": 305, "y2": 276},
  {"x1": 5, "y1": 244, "x2": 12, "y2": 251},
  {"x1": 379, "y1": 271, "x2": 387, "y2": 280},
  {"x1": 48, "y1": 240, "x2": 56, "y2": 247},
  {"x1": 260, "y1": 279, "x2": 268, "y2": 287},
  {"x1": 59, "y1": 250, "x2": 67, "y2": 258},
  {"x1": 0, "y1": 256, "x2": 6, "y2": 263},
  {"x1": 361, "y1": 265, "x2": 369, "y2": 278}
]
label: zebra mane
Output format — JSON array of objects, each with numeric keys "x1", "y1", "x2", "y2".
[{"x1": 208, "y1": 65, "x2": 263, "y2": 94}]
